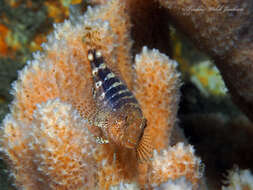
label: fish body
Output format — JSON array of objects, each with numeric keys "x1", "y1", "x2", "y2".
[
  {"x1": 88, "y1": 49, "x2": 138, "y2": 111},
  {"x1": 88, "y1": 49, "x2": 151, "y2": 161}
]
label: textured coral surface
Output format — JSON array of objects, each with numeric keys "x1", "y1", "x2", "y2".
[
  {"x1": 134, "y1": 47, "x2": 180, "y2": 150},
  {"x1": 222, "y1": 167, "x2": 253, "y2": 190}
]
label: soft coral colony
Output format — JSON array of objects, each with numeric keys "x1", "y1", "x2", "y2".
[{"x1": 0, "y1": 1, "x2": 203, "y2": 190}]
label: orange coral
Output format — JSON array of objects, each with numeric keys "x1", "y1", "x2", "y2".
[
  {"x1": 1, "y1": 0, "x2": 203, "y2": 189},
  {"x1": 134, "y1": 47, "x2": 180, "y2": 151},
  {"x1": 2, "y1": 99, "x2": 97, "y2": 189},
  {"x1": 149, "y1": 143, "x2": 202, "y2": 187},
  {"x1": 0, "y1": 24, "x2": 9, "y2": 56},
  {"x1": 44, "y1": 1, "x2": 69, "y2": 23}
]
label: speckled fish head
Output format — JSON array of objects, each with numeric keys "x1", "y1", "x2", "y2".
[
  {"x1": 108, "y1": 105, "x2": 146, "y2": 149},
  {"x1": 122, "y1": 105, "x2": 146, "y2": 149}
]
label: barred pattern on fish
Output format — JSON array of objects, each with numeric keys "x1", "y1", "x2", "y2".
[
  {"x1": 88, "y1": 49, "x2": 138, "y2": 111},
  {"x1": 88, "y1": 49, "x2": 152, "y2": 162}
]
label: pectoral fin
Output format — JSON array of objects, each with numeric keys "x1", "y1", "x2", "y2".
[{"x1": 136, "y1": 131, "x2": 153, "y2": 163}]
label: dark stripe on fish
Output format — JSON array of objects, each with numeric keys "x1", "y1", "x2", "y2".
[
  {"x1": 109, "y1": 91, "x2": 133, "y2": 107},
  {"x1": 88, "y1": 49, "x2": 139, "y2": 111},
  {"x1": 105, "y1": 85, "x2": 127, "y2": 99},
  {"x1": 98, "y1": 68, "x2": 111, "y2": 81},
  {"x1": 94, "y1": 57, "x2": 103, "y2": 67},
  {"x1": 113, "y1": 97, "x2": 138, "y2": 109},
  {"x1": 102, "y1": 77, "x2": 120, "y2": 92}
]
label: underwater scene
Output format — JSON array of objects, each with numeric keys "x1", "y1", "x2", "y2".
[{"x1": 0, "y1": 0, "x2": 252, "y2": 189}]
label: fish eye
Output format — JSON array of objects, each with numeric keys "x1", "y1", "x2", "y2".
[
  {"x1": 142, "y1": 119, "x2": 147, "y2": 129},
  {"x1": 96, "y1": 50, "x2": 102, "y2": 58},
  {"x1": 88, "y1": 52, "x2": 94, "y2": 61}
]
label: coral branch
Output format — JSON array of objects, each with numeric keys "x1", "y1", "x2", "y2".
[
  {"x1": 2, "y1": 99, "x2": 97, "y2": 189},
  {"x1": 222, "y1": 167, "x2": 253, "y2": 190},
  {"x1": 149, "y1": 143, "x2": 202, "y2": 188},
  {"x1": 134, "y1": 47, "x2": 181, "y2": 150}
]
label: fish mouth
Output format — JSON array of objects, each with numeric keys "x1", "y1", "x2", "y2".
[{"x1": 125, "y1": 139, "x2": 137, "y2": 149}]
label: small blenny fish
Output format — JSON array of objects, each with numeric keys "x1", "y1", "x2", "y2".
[{"x1": 88, "y1": 49, "x2": 152, "y2": 161}]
